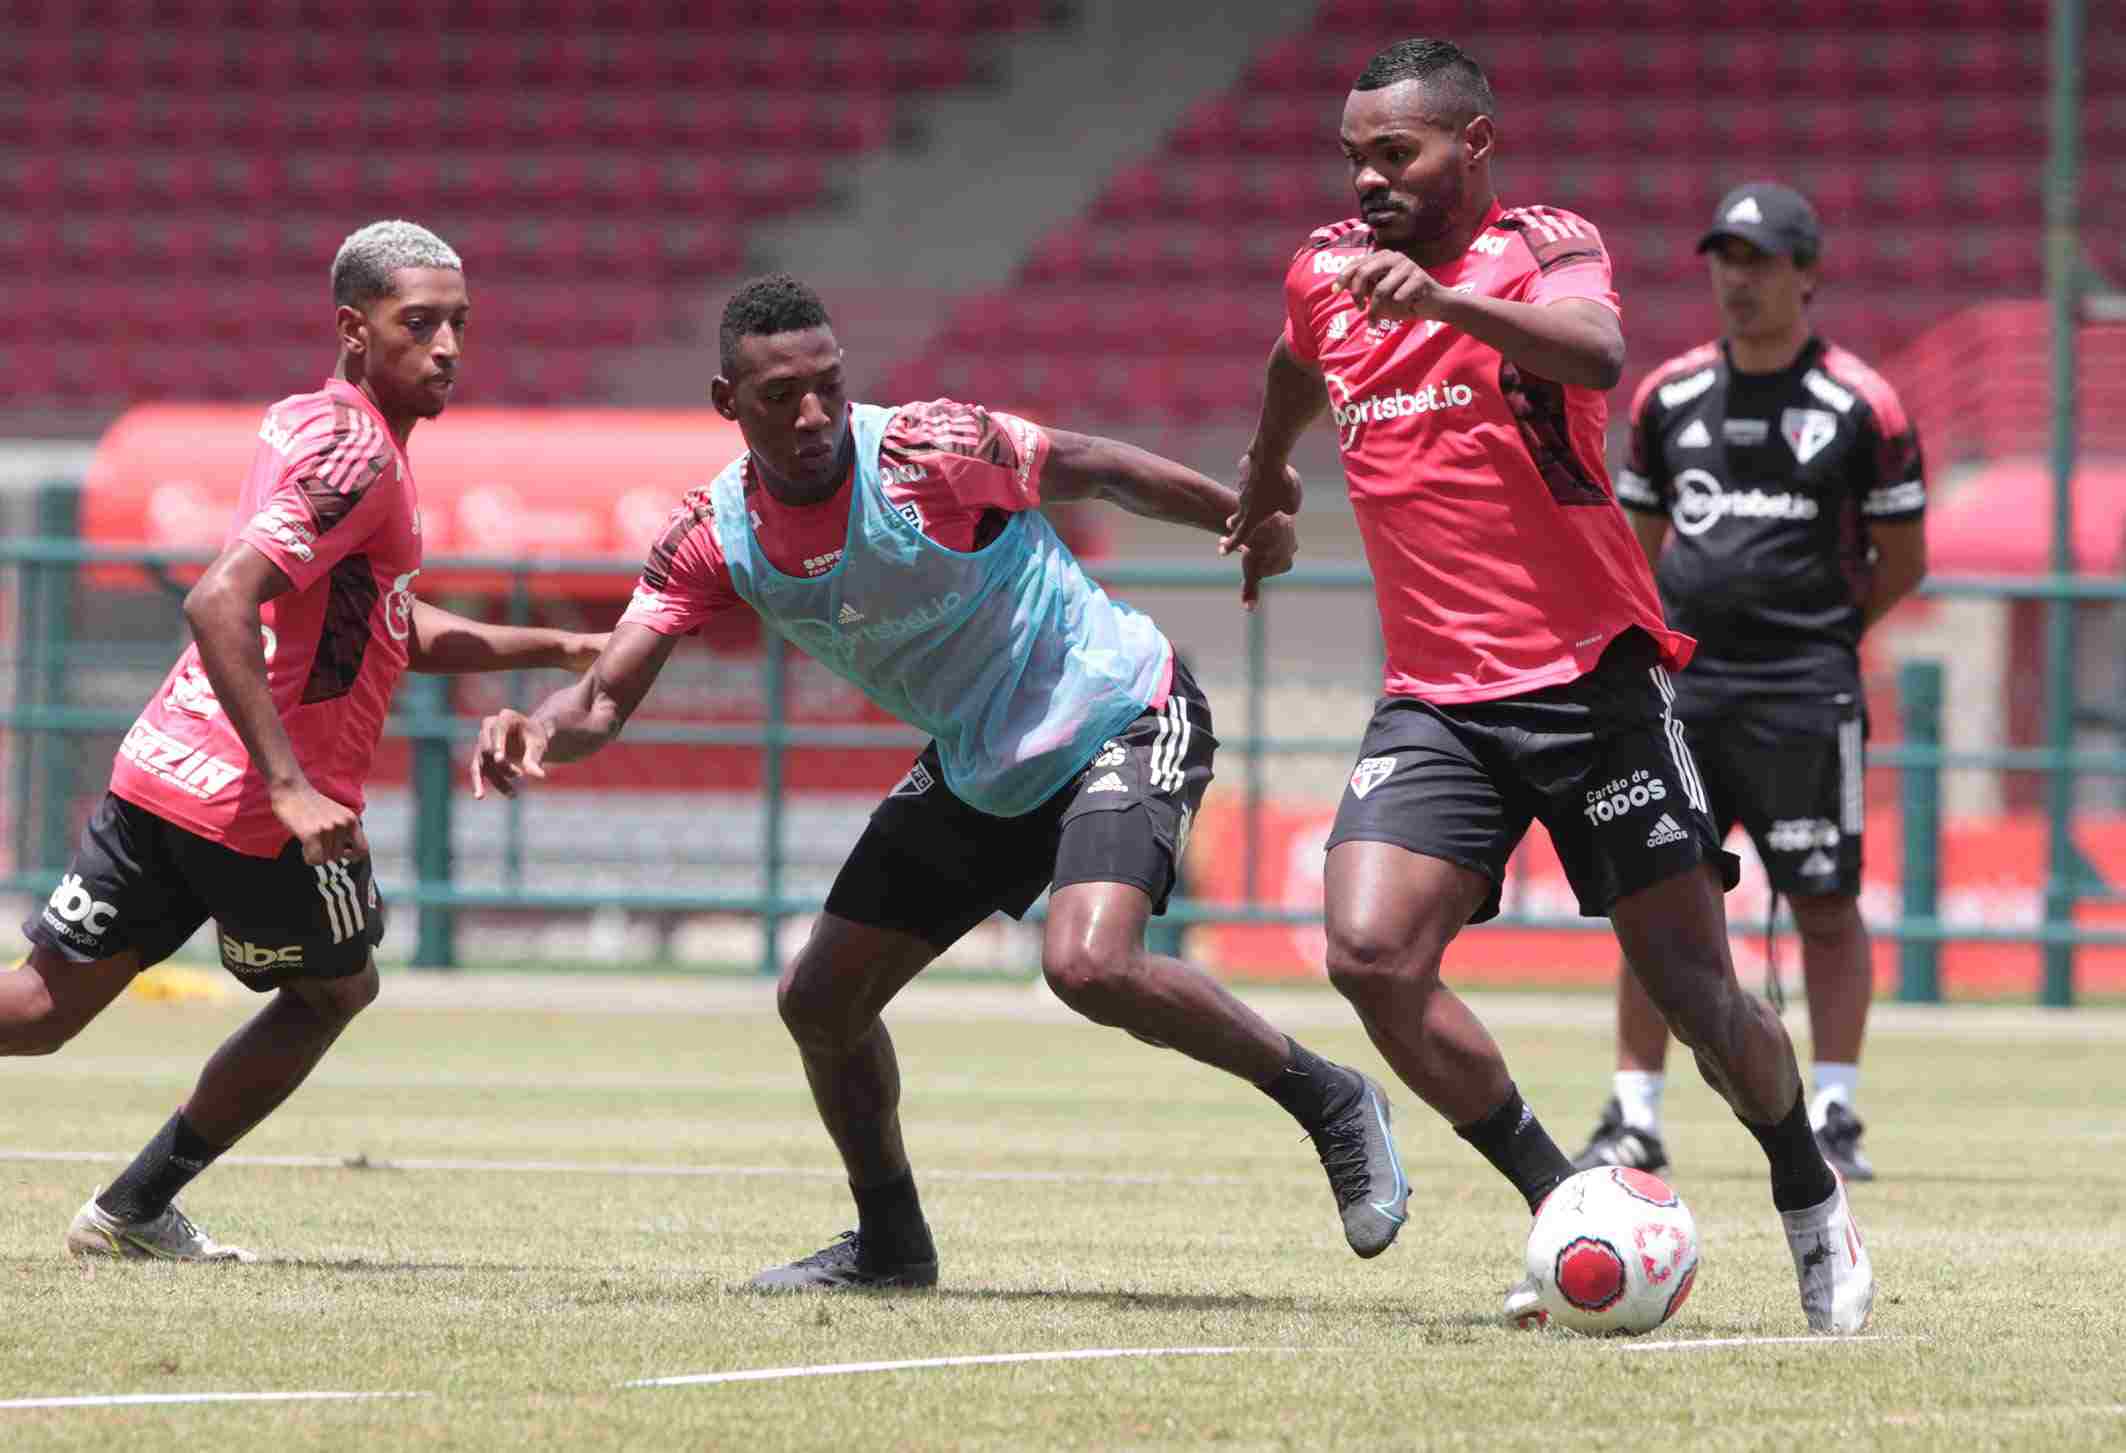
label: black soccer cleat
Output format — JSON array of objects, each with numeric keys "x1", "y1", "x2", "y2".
[
  {"x1": 745, "y1": 1230, "x2": 939, "y2": 1293},
  {"x1": 1306, "y1": 1072, "x2": 1409, "y2": 1258},
  {"x1": 1813, "y1": 1101, "x2": 1876, "y2": 1182},
  {"x1": 1569, "y1": 1097, "x2": 1672, "y2": 1174}
]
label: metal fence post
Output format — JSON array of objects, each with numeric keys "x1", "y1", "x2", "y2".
[
  {"x1": 32, "y1": 483, "x2": 80, "y2": 876},
  {"x1": 2039, "y1": 0, "x2": 2085, "y2": 1008},
  {"x1": 407, "y1": 673, "x2": 456, "y2": 967},
  {"x1": 760, "y1": 631, "x2": 788, "y2": 976},
  {"x1": 1897, "y1": 659, "x2": 1943, "y2": 1004}
]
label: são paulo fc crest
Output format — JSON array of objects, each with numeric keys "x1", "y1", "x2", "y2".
[
  {"x1": 889, "y1": 761, "x2": 935, "y2": 798},
  {"x1": 1349, "y1": 756, "x2": 1398, "y2": 799},
  {"x1": 1781, "y1": 408, "x2": 1837, "y2": 465}
]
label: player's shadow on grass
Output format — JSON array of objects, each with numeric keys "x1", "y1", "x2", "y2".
[
  {"x1": 925, "y1": 1288, "x2": 1768, "y2": 1337},
  {"x1": 927, "y1": 1288, "x2": 1380, "y2": 1315}
]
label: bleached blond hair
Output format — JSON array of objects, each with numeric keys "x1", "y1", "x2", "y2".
[{"x1": 331, "y1": 219, "x2": 463, "y2": 308}]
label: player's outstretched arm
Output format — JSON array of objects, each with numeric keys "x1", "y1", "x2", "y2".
[
  {"x1": 470, "y1": 622, "x2": 679, "y2": 799},
  {"x1": 184, "y1": 541, "x2": 366, "y2": 864},
  {"x1": 1042, "y1": 427, "x2": 1299, "y2": 609},
  {"x1": 1222, "y1": 337, "x2": 1323, "y2": 558},
  {"x1": 408, "y1": 599, "x2": 607, "y2": 675}
]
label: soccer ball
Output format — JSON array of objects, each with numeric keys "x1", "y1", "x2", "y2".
[{"x1": 1523, "y1": 1166, "x2": 1699, "y2": 1335}]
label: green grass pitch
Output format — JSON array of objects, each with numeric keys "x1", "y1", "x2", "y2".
[{"x1": 2, "y1": 974, "x2": 2122, "y2": 1450}]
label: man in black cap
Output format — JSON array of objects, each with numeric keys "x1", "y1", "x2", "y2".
[{"x1": 1570, "y1": 181, "x2": 1928, "y2": 1184}]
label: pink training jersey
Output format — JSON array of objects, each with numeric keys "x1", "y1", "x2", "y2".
[
  {"x1": 109, "y1": 379, "x2": 422, "y2": 857},
  {"x1": 1284, "y1": 200, "x2": 1691, "y2": 704}
]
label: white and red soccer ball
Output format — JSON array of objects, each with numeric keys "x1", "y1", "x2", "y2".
[{"x1": 1524, "y1": 1166, "x2": 1699, "y2": 1335}]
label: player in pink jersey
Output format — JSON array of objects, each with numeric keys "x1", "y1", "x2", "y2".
[
  {"x1": 6, "y1": 220, "x2": 602, "y2": 1263},
  {"x1": 1222, "y1": 39, "x2": 1872, "y2": 1333}
]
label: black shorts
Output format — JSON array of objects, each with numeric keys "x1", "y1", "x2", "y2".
[
  {"x1": 1674, "y1": 690, "x2": 1866, "y2": 898},
  {"x1": 824, "y1": 658, "x2": 1216, "y2": 951},
  {"x1": 22, "y1": 792, "x2": 386, "y2": 991},
  {"x1": 1327, "y1": 631, "x2": 1741, "y2": 922}
]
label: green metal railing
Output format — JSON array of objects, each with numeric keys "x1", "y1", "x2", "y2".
[{"x1": 6, "y1": 533, "x2": 2126, "y2": 1003}]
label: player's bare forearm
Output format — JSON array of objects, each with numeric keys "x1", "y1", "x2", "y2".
[
  {"x1": 1860, "y1": 518, "x2": 1928, "y2": 633},
  {"x1": 1431, "y1": 294, "x2": 1625, "y2": 391},
  {"x1": 529, "y1": 622, "x2": 679, "y2": 763},
  {"x1": 1041, "y1": 429, "x2": 1238, "y2": 536},
  {"x1": 183, "y1": 543, "x2": 307, "y2": 792},
  {"x1": 1245, "y1": 338, "x2": 1329, "y2": 487},
  {"x1": 408, "y1": 600, "x2": 605, "y2": 674}
]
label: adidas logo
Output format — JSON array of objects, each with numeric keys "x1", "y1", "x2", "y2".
[
  {"x1": 1726, "y1": 195, "x2": 1763, "y2": 224},
  {"x1": 837, "y1": 603, "x2": 865, "y2": 625},
  {"x1": 1646, "y1": 813, "x2": 1689, "y2": 848},
  {"x1": 1801, "y1": 849, "x2": 1836, "y2": 877},
  {"x1": 1085, "y1": 771, "x2": 1128, "y2": 795},
  {"x1": 1676, "y1": 418, "x2": 1711, "y2": 449}
]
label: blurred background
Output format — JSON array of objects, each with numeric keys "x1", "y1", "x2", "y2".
[{"x1": 5, "y1": 0, "x2": 2126, "y2": 1001}]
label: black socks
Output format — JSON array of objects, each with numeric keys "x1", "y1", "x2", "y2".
[
  {"x1": 1455, "y1": 1084, "x2": 1574, "y2": 1215},
  {"x1": 98, "y1": 1110, "x2": 226, "y2": 1223},
  {"x1": 1743, "y1": 1090, "x2": 1839, "y2": 1212},
  {"x1": 1260, "y1": 1037, "x2": 1363, "y2": 1127},
  {"x1": 852, "y1": 1171, "x2": 935, "y2": 1267}
]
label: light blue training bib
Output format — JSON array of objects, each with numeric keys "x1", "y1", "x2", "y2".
[{"x1": 711, "y1": 403, "x2": 1171, "y2": 816}]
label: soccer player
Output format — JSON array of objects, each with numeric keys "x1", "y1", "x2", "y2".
[
  {"x1": 471, "y1": 273, "x2": 1410, "y2": 1291},
  {"x1": 1570, "y1": 183, "x2": 1927, "y2": 1183},
  {"x1": 1220, "y1": 39, "x2": 1874, "y2": 1332},
  {"x1": 5, "y1": 220, "x2": 603, "y2": 1261}
]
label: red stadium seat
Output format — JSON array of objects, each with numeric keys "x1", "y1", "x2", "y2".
[{"x1": 1872, "y1": 168, "x2": 1952, "y2": 223}]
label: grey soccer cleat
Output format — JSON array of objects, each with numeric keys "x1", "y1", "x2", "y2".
[
  {"x1": 1306, "y1": 1073, "x2": 1410, "y2": 1258},
  {"x1": 65, "y1": 1191, "x2": 255, "y2": 1263},
  {"x1": 746, "y1": 1230, "x2": 938, "y2": 1292}
]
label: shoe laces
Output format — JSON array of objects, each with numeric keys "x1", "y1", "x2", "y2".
[
  {"x1": 1306, "y1": 1099, "x2": 1374, "y2": 1211},
  {"x1": 793, "y1": 1230, "x2": 862, "y2": 1268}
]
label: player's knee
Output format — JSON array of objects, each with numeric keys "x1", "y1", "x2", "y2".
[
  {"x1": 1323, "y1": 919, "x2": 1439, "y2": 1005},
  {"x1": 775, "y1": 963, "x2": 866, "y2": 1052},
  {"x1": 0, "y1": 986, "x2": 80, "y2": 1056},
  {"x1": 1788, "y1": 892, "x2": 1861, "y2": 947},
  {"x1": 313, "y1": 963, "x2": 380, "y2": 1023},
  {"x1": 1039, "y1": 933, "x2": 1138, "y2": 1021}
]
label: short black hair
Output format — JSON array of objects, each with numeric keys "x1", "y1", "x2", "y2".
[
  {"x1": 719, "y1": 273, "x2": 831, "y2": 377},
  {"x1": 1353, "y1": 38, "x2": 1497, "y2": 127}
]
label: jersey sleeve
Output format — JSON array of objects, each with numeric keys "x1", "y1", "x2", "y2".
[
  {"x1": 1281, "y1": 244, "x2": 1327, "y2": 367},
  {"x1": 882, "y1": 400, "x2": 1052, "y2": 511},
  {"x1": 1858, "y1": 391, "x2": 1927, "y2": 522},
  {"x1": 618, "y1": 492, "x2": 744, "y2": 636},
  {"x1": 234, "y1": 407, "x2": 396, "y2": 590},
  {"x1": 1613, "y1": 372, "x2": 1671, "y2": 516},
  {"x1": 1515, "y1": 208, "x2": 1621, "y2": 316}
]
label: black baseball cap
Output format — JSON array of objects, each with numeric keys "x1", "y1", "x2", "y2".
[{"x1": 1696, "y1": 182, "x2": 1823, "y2": 261}]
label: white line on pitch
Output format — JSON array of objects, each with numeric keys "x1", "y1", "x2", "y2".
[
  {"x1": 627, "y1": 1346, "x2": 1314, "y2": 1389},
  {"x1": 0, "y1": 1148, "x2": 1250, "y2": 1188},
  {"x1": 0, "y1": 1390, "x2": 425, "y2": 1411},
  {"x1": 1618, "y1": 1334, "x2": 1908, "y2": 1353},
  {"x1": 1883, "y1": 1403, "x2": 2126, "y2": 1427}
]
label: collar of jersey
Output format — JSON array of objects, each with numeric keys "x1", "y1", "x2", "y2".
[{"x1": 739, "y1": 452, "x2": 862, "y2": 586}]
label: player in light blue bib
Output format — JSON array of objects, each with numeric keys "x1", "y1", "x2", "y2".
[{"x1": 474, "y1": 275, "x2": 1410, "y2": 1291}]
